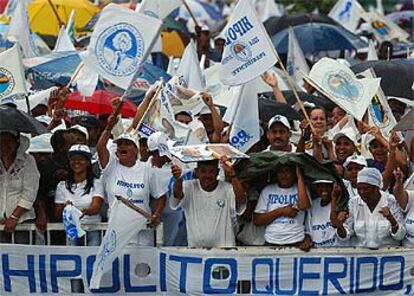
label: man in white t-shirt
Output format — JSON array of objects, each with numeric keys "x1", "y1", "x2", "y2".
[{"x1": 170, "y1": 159, "x2": 247, "y2": 247}]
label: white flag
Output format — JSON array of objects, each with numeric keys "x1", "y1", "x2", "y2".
[
  {"x1": 305, "y1": 58, "x2": 380, "y2": 121},
  {"x1": 89, "y1": 200, "x2": 147, "y2": 289},
  {"x1": 328, "y1": 0, "x2": 364, "y2": 32},
  {"x1": 367, "y1": 39, "x2": 379, "y2": 61},
  {"x1": 376, "y1": 0, "x2": 384, "y2": 15},
  {"x1": 223, "y1": 80, "x2": 260, "y2": 152},
  {"x1": 254, "y1": 0, "x2": 282, "y2": 22},
  {"x1": 53, "y1": 26, "x2": 76, "y2": 52},
  {"x1": 83, "y1": 4, "x2": 162, "y2": 90},
  {"x1": 6, "y1": 0, "x2": 38, "y2": 58},
  {"x1": 75, "y1": 63, "x2": 99, "y2": 97},
  {"x1": 0, "y1": 45, "x2": 27, "y2": 100},
  {"x1": 176, "y1": 40, "x2": 205, "y2": 91},
  {"x1": 219, "y1": 0, "x2": 279, "y2": 86},
  {"x1": 136, "y1": 0, "x2": 181, "y2": 20},
  {"x1": 361, "y1": 12, "x2": 409, "y2": 42},
  {"x1": 287, "y1": 27, "x2": 309, "y2": 89}
]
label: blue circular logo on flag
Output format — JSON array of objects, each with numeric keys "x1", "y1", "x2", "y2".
[
  {"x1": 0, "y1": 68, "x2": 15, "y2": 98},
  {"x1": 230, "y1": 41, "x2": 252, "y2": 62},
  {"x1": 95, "y1": 23, "x2": 144, "y2": 77},
  {"x1": 323, "y1": 70, "x2": 362, "y2": 102}
]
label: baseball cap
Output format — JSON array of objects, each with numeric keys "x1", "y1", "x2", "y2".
[
  {"x1": 68, "y1": 144, "x2": 92, "y2": 160},
  {"x1": 113, "y1": 132, "x2": 139, "y2": 148},
  {"x1": 313, "y1": 180, "x2": 334, "y2": 185},
  {"x1": 333, "y1": 128, "x2": 357, "y2": 146},
  {"x1": 1, "y1": 96, "x2": 17, "y2": 107},
  {"x1": 147, "y1": 132, "x2": 172, "y2": 158},
  {"x1": 344, "y1": 155, "x2": 368, "y2": 168},
  {"x1": 69, "y1": 125, "x2": 89, "y2": 140},
  {"x1": 78, "y1": 116, "x2": 100, "y2": 129},
  {"x1": 27, "y1": 133, "x2": 53, "y2": 153},
  {"x1": 35, "y1": 115, "x2": 52, "y2": 126},
  {"x1": 268, "y1": 114, "x2": 291, "y2": 130}
]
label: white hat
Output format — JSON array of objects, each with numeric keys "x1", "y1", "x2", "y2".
[
  {"x1": 147, "y1": 132, "x2": 172, "y2": 158},
  {"x1": 69, "y1": 124, "x2": 89, "y2": 140},
  {"x1": 198, "y1": 105, "x2": 220, "y2": 116},
  {"x1": 357, "y1": 167, "x2": 383, "y2": 188},
  {"x1": 333, "y1": 128, "x2": 357, "y2": 146},
  {"x1": 344, "y1": 155, "x2": 368, "y2": 168},
  {"x1": 68, "y1": 144, "x2": 92, "y2": 160},
  {"x1": 113, "y1": 132, "x2": 139, "y2": 148},
  {"x1": 313, "y1": 180, "x2": 334, "y2": 185},
  {"x1": 268, "y1": 114, "x2": 291, "y2": 129},
  {"x1": 35, "y1": 115, "x2": 52, "y2": 126},
  {"x1": 27, "y1": 133, "x2": 53, "y2": 153},
  {"x1": 1, "y1": 96, "x2": 17, "y2": 106}
]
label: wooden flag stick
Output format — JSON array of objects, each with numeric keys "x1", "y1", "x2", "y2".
[
  {"x1": 47, "y1": 0, "x2": 64, "y2": 28},
  {"x1": 66, "y1": 63, "x2": 84, "y2": 88},
  {"x1": 116, "y1": 195, "x2": 152, "y2": 220},
  {"x1": 276, "y1": 57, "x2": 318, "y2": 136},
  {"x1": 182, "y1": 0, "x2": 199, "y2": 27},
  {"x1": 208, "y1": 147, "x2": 233, "y2": 167}
]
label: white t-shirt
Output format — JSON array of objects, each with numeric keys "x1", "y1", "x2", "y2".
[
  {"x1": 255, "y1": 183, "x2": 305, "y2": 245},
  {"x1": 102, "y1": 155, "x2": 166, "y2": 213},
  {"x1": 402, "y1": 191, "x2": 414, "y2": 247},
  {"x1": 170, "y1": 179, "x2": 245, "y2": 247},
  {"x1": 306, "y1": 198, "x2": 338, "y2": 247},
  {"x1": 55, "y1": 178, "x2": 104, "y2": 224}
]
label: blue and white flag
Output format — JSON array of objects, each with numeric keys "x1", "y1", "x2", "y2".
[
  {"x1": 219, "y1": 0, "x2": 279, "y2": 86},
  {"x1": 361, "y1": 11, "x2": 409, "y2": 42},
  {"x1": 254, "y1": 0, "x2": 282, "y2": 22},
  {"x1": 53, "y1": 26, "x2": 76, "y2": 53},
  {"x1": 136, "y1": 0, "x2": 181, "y2": 20},
  {"x1": 62, "y1": 205, "x2": 86, "y2": 240},
  {"x1": 328, "y1": 0, "x2": 364, "y2": 32},
  {"x1": 0, "y1": 45, "x2": 26, "y2": 100},
  {"x1": 223, "y1": 80, "x2": 260, "y2": 153},
  {"x1": 176, "y1": 40, "x2": 205, "y2": 91},
  {"x1": 82, "y1": 4, "x2": 162, "y2": 90},
  {"x1": 305, "y1": 58, "x2": 380, "y2": 121},
  {"x1": 287, "y1": 27, "x2": 309, "y2": 89}
]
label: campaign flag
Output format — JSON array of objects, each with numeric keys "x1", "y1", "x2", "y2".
[
  {"x1": 287, "y1": 27, "x2": 309, "y2": 89},
  {"x1": 367, "y1": 39, "x2": 378, "y2": 61},
  {"x1": 89, "y1": 200, "x2": 147, "y2": 289},
  {"x1": 328, "y1": 0, "x2": 364, "y2": 32},
  {"x1": 65, "y1": 10, "x2": 76, "y2": 43},
  {"x1": 53, "y1": 26, "x2": 76, "y2": 53},
  {"x1": 359, "y1": 69, "x2": 396, "y2": 138},
  {"x1": 219, "y1": 0, "x2": 279, "y2": 86},
  {"x1": 62, "y1": 205, "x2": 86, "y2": 240},
  {"x1": 361, "y1": 12, "x2": 409, "y2": 42},
  {"x1": 254, "y1": 0, "x2": 282, "y2": 22},
  {"x1": 223, "y1": 80, "x2": 260, "y2": 152},
  {"x1": 82, "y1": 4, "x2": 162, "y2": 90},
  {"x1": 176, "y1": 40, "x2": 205, "y2": 91},
  {"x1": 6, "y1": 0, "x2": 38, "y2": 58},
  {"x1": 376, "y1": 0, "x2": 384, "y2": 16},
  {"x1": 0, "y1": 45, "x2": 27, "y2": 100},
  {"x1": 75, "y1": 63, "x2": 99, "y2": 97},
  {"x1": 136, "y1": 0, "x2": 181, "y2": 20},
  {"x1": 305, "y1": 58, "x2": 380, "y2": 121}
]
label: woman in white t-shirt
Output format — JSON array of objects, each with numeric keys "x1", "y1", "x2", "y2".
[
  {"x1": 54, "y1": 145, "x2": 104, "y2": 246},
  {"x1": 253, "y1": 164, "x2": 311, "y2": 248}
]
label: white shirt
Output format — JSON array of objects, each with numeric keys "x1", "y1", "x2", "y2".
[
  {"x1": 402, "y1": 191, "x2": 414, "y2": 246},
  {"x1": 344, "y1": 179, "x2": 359, "y2": 199},
  {"x1": 170, "y1": 179, "x2": 245, "y2": 247},
  {"x1": 306, "y1": 198, "x2": 338, "y2": 247},
  {"x1": 55, "y1": 178, "x2": 104, "y2": 224},
  {"x1": 255, "y1": 184, "x2": 305, "y2": 245},
  {"x1": 102, "y1": 154, "x2": 166, "y2": 213},
  {"x1": 339, "y1": 191, "x2": 406, "y2": 248}
]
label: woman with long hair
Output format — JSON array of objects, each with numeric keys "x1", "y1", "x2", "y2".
[{"x1": 54, "y1": 144, "x2": 104, "y2": 246}]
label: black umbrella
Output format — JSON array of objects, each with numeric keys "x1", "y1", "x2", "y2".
[
  {"x1": 258, "y1": 96, "x2": 302, "y2": 123},
  {"x1": 0, "y1": 106, "x2": 49, "y2": 135},
  {"x1": 351, "y1": 60, "x2": 414, "y2": 100},
  {"x1": 264, "y1": 14, "x2": 338, "y2": 37},
  {"x1": 261, "y1": 91, "x2": 337, "y2": 111}
]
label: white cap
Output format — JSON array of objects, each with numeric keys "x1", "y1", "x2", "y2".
[
  {"x1": 68, "y1": 144, "x2": 92, "y2": 160},
  {"x1": 147, "y1": 131, "x2": 172, "y2": 158},
  {"x1": 1, "y1": 96, "x2": 17, "y2": 106},
  {"x1": 268, "y1": 114, "x2": 291, "y2": 129},
  {"x1": 27, "y1": 133, "x2": 53, "y2": 153},
  {"x1": 113, "y1": 132, "x2": 139, "y2": 148},
  {"x1": 70, "y1": 124, "x2": 89, "y2": 140},
  {"x1": 313, "y1": 180, "x2": 334, "y2": 185},
  {"x1": 344, "y1": 154, "x2": 368, "y2": 168},
  {"x1": 198, "y1": 105, "x2": 220, "y2": 116},
  {"x1": 35, "y1": 115, "x2": 52, "y2": 126},
  {"x1": 333, "y1": 128, "x2": 357, "y2": 146},
  {"x1": 357, "y1": 167, "x2": 383, "y2": 188}
]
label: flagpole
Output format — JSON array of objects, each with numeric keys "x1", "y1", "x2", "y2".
[
  {"x1": 47, "y1": 0, "x2": 64, "y2": 28},
  {"x1": 182, "y1": 0, "x2": 200, "y2": 27},
  {"x1": 116, "y1": 195, "x2": 152, "y2": 220},
  {"x1": 66, "y1": 63, "x2": 84, "y2": 88}
]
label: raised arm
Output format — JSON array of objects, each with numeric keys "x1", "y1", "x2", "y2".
[
  {"x1": 129, "y1": 87, "x2": 157, "y2": 131},
  {"x1": 97, "y1": 114, "x2": 118, "y2": 169},
  {"x1": 171, "y1": 164, "x2": 184, "y2": 200},
  {"x1": 221, "y1": 157, "x2": 247, "y2": 208},
  {"x1": 297, "y1": 165, "x2": 311, "y2": 210},
  {"x1": 393, "y1": 168, "x2": 409, "y2": 210},
  {"x1": 201, "y1": 92, "x2": 224, "y2": 143},
  {"x1": 261, "y1": 71, "x2": 288, "y2": 104}
]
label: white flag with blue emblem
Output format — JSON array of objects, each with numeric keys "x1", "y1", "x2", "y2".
[
  {"x1": 328, "y1": 0, "x2": 364, "y2": 32},
  {"x1": 223, "y1": 80, "x2": 260, "y2": 152},
  {"x1": 305, "y1": 58, "x2": 380, "y2": 121},
  {"x1": 83, "y1": 4, "x2": 162, "y2": 90},
  {"x1": 219, "y1": 0, "x2": 279, "y2": 86},
  {"x1": 0, "y1": 45, "x2": 27, "y2": 100},
  {"x1": 176, "y1": 40, "x2": 205, "y2": 91}
]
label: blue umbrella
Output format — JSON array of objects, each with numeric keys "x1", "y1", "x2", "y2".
[
  {"x1": 172, "y1": 0, "x2": 223, "y2": 23},
  {"x1": 271, "y1": 23, "x2": 367, "y2": 54}
]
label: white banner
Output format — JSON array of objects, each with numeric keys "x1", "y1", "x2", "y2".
[
  {"x1": 0, "y1": 45, "x2": 27, "y2": 99},
  {"x1": 328, "y1": 0, "x2": 364, "y2": 32},
  {"x1": 219, "y1": 0, "x2": 279, "y2": 86},
  {"x1": 0, "y1": 245, "x2": 413, "y2": 295}
]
